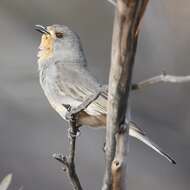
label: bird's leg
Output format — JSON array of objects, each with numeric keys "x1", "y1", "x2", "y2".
[{"x1": 62, "y1": 104, "x2": 81, "y2": 138}]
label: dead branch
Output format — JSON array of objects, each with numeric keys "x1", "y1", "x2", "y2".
[
  {"x1": 102, "y1": 1, "x2": 149, "y2": 190},
  {"x1": 132, "y1": 72, "x2": 190, "y2": 90}
]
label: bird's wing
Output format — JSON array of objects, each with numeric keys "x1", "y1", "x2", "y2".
[{"x1": 55, "y1": 62, "x2": 107, "y2": 115}]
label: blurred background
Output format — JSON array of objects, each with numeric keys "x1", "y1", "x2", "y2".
[{"x1": 0, "y1": 0, "x2": 190, "y2": 189}]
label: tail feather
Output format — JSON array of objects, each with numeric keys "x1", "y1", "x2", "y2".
[{"x1": 129, "y1": 122, "x2": 176, "y2": 164}]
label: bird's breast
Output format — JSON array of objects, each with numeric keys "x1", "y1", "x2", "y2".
[
  {"x1": 39, "y1": 62, "x2": 59, "y2": 98},
  {"x1": 37, "y1": 34, "x2": 54, "y2": 62}
]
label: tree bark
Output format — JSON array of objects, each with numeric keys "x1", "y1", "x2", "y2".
[{"x1": 102, "y1": 1, "x2": 149, "y2": 190}]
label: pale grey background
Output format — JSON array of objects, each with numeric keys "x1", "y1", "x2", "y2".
[{"x1": 0, "y1": 0, "x2": 190, "y2": 189}]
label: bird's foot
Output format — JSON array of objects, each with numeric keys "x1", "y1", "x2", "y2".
[
  {"x1": 67, "y1": 127, "x2": 81, "y2": 139},
  {"x1": 64, "y1": 104, "x2": 80, "y2": 123},
  {"x1": 65, "y1": 107, "x2": 81, "y2": 121}
]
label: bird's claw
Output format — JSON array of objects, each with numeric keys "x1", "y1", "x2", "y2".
[
  {"x1": 65, "y1": 107, "x2": 81, "y2": 121},
  {"x1": 67, "y1": 128, "x2": 81, "y2": 139},
  {"x1": 65, "y1": 112, "x2": 73, "y2": 121}
]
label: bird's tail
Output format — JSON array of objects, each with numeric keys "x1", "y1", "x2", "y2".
[{"x1": 129, "y1": 122, "x2": 176, "y2": 164}]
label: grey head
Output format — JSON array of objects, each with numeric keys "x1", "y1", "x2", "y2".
[{"x1": 35, "y1": 24, "x2": 87, "y2": 65}]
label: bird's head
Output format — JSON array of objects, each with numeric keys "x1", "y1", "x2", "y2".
[{"x1": 35, "y1": 25, "x2": 84, "y2": 63}]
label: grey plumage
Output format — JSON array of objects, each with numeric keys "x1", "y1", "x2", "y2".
[{"x1": 36, "y1": 24, "x2": 176, "y2": 164}]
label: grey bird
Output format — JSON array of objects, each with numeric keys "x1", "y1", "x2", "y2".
[{"x1": 35, "y1": 24, "x2": 176, "y2": 164}]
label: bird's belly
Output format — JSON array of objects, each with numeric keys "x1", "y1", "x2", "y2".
[{"x1": 78, "y1": 111, "x2": 106, "y2": 127}]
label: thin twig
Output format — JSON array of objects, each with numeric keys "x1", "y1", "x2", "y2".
[
  {"x1": 53, "y1": 86, "x2": 106, "y2": 190},
  {"x1": 102, "y1": 1, "x2": 149, "y2": 190},
  {"x1": 53, "y1": 115, "x2": 83, "y2": 190},
  {"x1": 100, "y1": 72, "x2": 190, "y2": 92},
  {"x1": 132, "y1": 72, "x2": 190, "y2": 90}
]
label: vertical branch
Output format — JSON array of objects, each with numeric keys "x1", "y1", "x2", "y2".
[{"x1": 102, "y1": 0, "x2": 149, "y2": 190}]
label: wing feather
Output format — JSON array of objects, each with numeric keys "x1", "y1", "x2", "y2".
[{"x1": 55, "y1": 62, "x2": 107, "y2": 115}]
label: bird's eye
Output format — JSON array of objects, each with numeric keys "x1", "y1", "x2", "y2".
[{"x1": 55, "y1": 32, "x2": 64, "y2": 39}]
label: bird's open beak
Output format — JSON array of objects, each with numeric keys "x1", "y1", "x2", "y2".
[{"x1": 34, "y1": 25, "x2": 50, "y2": 35}]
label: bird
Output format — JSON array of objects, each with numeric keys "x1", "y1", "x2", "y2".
[{"x1": 35, "y1": 24, "x2": 176, "y2": 164}]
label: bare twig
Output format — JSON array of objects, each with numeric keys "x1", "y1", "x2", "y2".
[
  {"x1": 132, "y1": 72, "x2": 190, "y2": 90},
  {"x1": 53, "y1": 115, "x2": 83, "y2": 190},
  {"x1": 101, "y1": 72, "x2": 190, "y2": 92},
  {"x1": 53, "y1": 86, "x2": 106, "y2": 190},
  {"x1": 102, "y1": 1, "x2": 149, "y2": 190}
]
